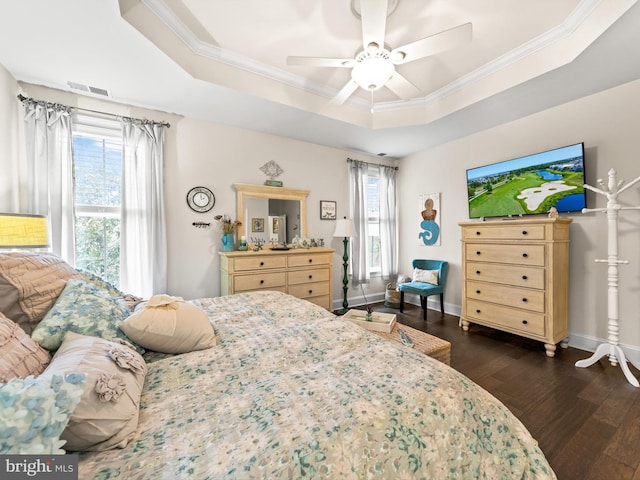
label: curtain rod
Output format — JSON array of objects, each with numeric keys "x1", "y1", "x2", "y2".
[
  {"x1": 347, "y1": 157, "x2": 398, "y2": 170},
  {"x1": 17, "y1": 94, "x2": 171, "y2": 128}
]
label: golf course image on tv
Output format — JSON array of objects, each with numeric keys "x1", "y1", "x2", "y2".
[{"x1": 466, "y1": 143, "x2": 586, "y2": 219}]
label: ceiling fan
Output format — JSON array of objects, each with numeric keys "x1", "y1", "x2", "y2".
[{"x1": 287, "y1": 0, "x2": 472, "y2": 105}]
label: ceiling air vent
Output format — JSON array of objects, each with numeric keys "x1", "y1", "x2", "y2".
[{"x1": 67, "y1": 81, "x2": 111, "y2": 98}]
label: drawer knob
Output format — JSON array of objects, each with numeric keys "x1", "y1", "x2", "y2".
[
  {"x1": 476, "y1": 309, "x2": 481, "y2": 314},
  {"x1": 308, "y1": 259, "x2": 313, "y2": 263},
  {"x1": 260, "y1": 261, "x2": 265, "y2": 266},
  {"x1": 308, "y1": 275, "x2": 313, "y2": 279},
  {"x1": 522, "y1": 230, "x2": 528, "y2": 235},
  {"x1": 476, "y1": 290, "x2": 481, "y2": 294},
  {"x1": 522, "y1": 275, "x2": 528, "y2": 280},
  {"x1": 522, "y1": 253, "x2": 528, "y2": 258},
  {"x1": 308, "y1": 289, "x2": 313, "y2": 294},
  {"x1": 522, "y1": 298, "x2": 528, "y2": 303},
  {"x1": 475, "y1": 231, "x2": 481, "y2": 235},
  {"x1": 476, "y1": 270, "x2": 481, "y2": 275},
  {"x1": 476, "y1": 251, "x2": 481, "y2": 255},
  {"x1": 522, "y1": 320, "x2": 528, "y2": 325},
  {"x1": 260, "y1": 280, "x2": 264, "y2": 284}
]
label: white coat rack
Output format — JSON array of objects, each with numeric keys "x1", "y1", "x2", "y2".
[{"x1": 575, "y1": 168, "x2": 640, "y2": 387}]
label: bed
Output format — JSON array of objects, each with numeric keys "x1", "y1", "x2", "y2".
[{"x1": 0, "y1": 253, "x2": 556, "y2": 479}]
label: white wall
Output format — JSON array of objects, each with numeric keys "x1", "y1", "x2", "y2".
[
  {"x1": 398, "y1": 78, "x2": 640, "y2": 360},
  {"x1": 0, "y1": 64, "x2": 20, "y2": 210},
  {"x1": 8, "y1": 83, "x2": 393, "y2": 308}
]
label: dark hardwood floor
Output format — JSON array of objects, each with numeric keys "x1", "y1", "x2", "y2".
[{"x1": 365, "y1": 302, "x2": 640, "y2": 480}]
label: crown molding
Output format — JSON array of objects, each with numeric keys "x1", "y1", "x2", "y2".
[{"x1": 143, "y1": 0, "x2": 606, "y2": 114}]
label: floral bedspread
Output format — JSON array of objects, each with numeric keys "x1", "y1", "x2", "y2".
[{"x1": 78, "y1": 291, "x2": 555, "y2": 479}]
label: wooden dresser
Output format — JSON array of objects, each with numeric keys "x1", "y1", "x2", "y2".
[
  {"x1": 219, "y1": 247, "x2": 334, "y2": 310},
  {"x1": 459, "y1": 218, "x2": 572, "y2": 357}
]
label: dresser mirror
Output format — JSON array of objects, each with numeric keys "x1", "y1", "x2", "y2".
[{"x1": 234, "y1": 183, "x2": 309, "y2": 244}]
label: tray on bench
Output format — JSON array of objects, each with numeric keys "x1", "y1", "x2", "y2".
[{"x1": 343, "y1": 309, "x2": 397, "y2": 333}]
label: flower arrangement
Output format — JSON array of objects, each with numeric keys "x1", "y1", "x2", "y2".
[
  {"x1": 214, "y1": 214, "x2": 242, "y2": 233},
  {"x1": 360, "y1": 284, "x2": 374, "y2": 321}
]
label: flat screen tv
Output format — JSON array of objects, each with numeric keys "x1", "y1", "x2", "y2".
[{"x1": 466, "y1": 142, "x2": 586, "y2": 219}]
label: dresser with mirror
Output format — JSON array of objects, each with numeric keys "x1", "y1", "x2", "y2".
[{"x1": 219, "y1": 184, "x2": 334, "y2": 310}]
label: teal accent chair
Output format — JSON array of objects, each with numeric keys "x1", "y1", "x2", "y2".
[{"x1": 399, "y1": 260, "x2": 448, "y2": 321}]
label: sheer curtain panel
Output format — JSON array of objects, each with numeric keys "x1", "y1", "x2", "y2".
[
  {"x1": 21, "y1": 98, "x2": 75, "y2": 262},
  {"x1": 379, "y1": 165, "x2": 398, "y2": 281},
  {"x1": 348, "y1": 159, "x2": 369, "y2": 286},
  {"x1": 121, "y1": 119, "x2": 167, "y2": 297}
]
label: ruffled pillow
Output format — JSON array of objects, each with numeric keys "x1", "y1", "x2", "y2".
[
  {"x1": 0, "y1": 312, "x2": 50, "y2": 382},
  {"x1": 44, "y1": 331, "x2": 147, "y2": 451},
  {"x1": 31, "y1": 279, "x2": 143, "y2": 353},
  {"x1": 119, "y1": 294, "x2": 216, "y2": 354},
  {"x1": 0, "y1": 252, "x2": 81, "y2": 334},
  {"x1": 0, "y1": 373, "x2": 86, "y2": 454}
]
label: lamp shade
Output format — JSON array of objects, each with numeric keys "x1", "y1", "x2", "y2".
[
  {"x1": 333, "y1": 218, "x2": 355, "y2": 238},
  {"x1": 0, "y1": 213, "x2": 49, "y2": 248}
]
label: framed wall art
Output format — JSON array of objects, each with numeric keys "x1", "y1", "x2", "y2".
[
  {"x1": 418, "y1": 193, "x2": 441, "y2": 246},
  {"x1": 320, "y1": 200, "x2": 337, "y2": 220},
  {"x1": 251, "y1": 218, "x2": 264, "y2": 232}
]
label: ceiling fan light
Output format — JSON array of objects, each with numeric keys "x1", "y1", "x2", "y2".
[{"x1": 351, "y1": 58, "x2": 395, "y2": 91}]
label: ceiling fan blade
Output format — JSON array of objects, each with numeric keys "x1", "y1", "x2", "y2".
[
  {"x1": 331, "y1": 80, "x2": 359, "y2": 105},
  {"x1": 287, "y1": 56, "x2": 355, "y2": 68},
  {"x1": 391, "y1": 22, "x2": 472, "y2": 65},
  {"x1": 385, "y1": 72, "x2": 421, "y2": 100},
  {"x1": 360, "y1": 0, "x2": 388, "y2": 49}
]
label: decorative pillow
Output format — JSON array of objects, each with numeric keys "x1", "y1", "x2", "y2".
[
  {"x1": 119, "y1": 294, "x2": 217, "y2": 353},
  {"x1": 77, "y1": 269, "x2": 145, "y2": 312},
  {"x1": 413, "y1": 268, "x2": 439, "y2": 285},
  {"x1": 0, "y1": 373, "x2": 86, "y2": 454},
  {"x1": 0, "y1": 252, "x2": 81, "y2": 334},
  {"x1": 31, "y1": 279, "x2": 143, "y2": 353},
  {"x1": 44, "y1": 331, "x2": 147, "y2": 452},
  {"x1": 0, "y1": 312, "x2": 50, "y2": 382}
]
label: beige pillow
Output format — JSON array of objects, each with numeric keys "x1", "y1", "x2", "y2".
[
  {"x1": 0, "y1": 312, "x2": 50, "y2": 382},
  {"x1": 119, "y1": 295, "x2": 216, "y2": 353},
  {"x1": 44, "y1": 331, "x2": 147, "y2": 451},
  {"x1": 0, "y1": 252, "x2": 81, "y2": 334},
  {"x1": 413, "y1": 268, "x2": 439, "y2": 285}
]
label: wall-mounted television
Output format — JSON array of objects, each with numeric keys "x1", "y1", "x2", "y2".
[{"x1": 466, "y1": 142, "x2": 586, "y2": 219}]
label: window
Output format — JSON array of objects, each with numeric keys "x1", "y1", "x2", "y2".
[
  {"x1": 367, "y1": 172, "x2": 381, "y2": 274},
  {"x1": 72, "y1": 115, "x2": 122, "y2": 287}
]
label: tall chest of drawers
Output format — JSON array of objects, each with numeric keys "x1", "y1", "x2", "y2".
[
  {"x1": 219, "y1": 247, "x2": 334, "y2": 311},
  {"x1": 459, "y1": 218, "x2": 572, "y2": 357}
]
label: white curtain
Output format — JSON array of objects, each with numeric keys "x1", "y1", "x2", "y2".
[
  {"x1": 348, "y1": 159, "x2": 369, "y2": 286},
  {"x1": 120, "y1": 119, "x2": 167, "y2": 298},
  {"x1": 21, "y1": 98, "x2": 75, "y2": 262},
  {"x1": 378, "y1": 165, "x2": 398, "y2": 281}
]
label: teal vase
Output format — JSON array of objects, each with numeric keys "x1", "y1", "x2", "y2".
[{"x1": 221, "y1": 233, "x2": 235, "y2": 251}]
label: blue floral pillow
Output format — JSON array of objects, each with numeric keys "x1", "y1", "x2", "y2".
[
  {"x1": 0, "y1": 373, "x2": 86, "y2": 454},
  {"x1": 31, "y1": 279, "x2": 143, "y2": 353}
]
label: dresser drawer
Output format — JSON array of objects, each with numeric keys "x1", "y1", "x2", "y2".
[
  {"x1": 466, "y1": 243, "x2": 545, "y2": 266},
  {"x1": 234, "y1": 272, "x2": 286, "y2": 291},
  {"x1": 466, "y1": 262, "x2": 545, "y2": 289},
  {"x1": 288, "y1": 268, "x2": 330, "y2": 285},
  {"x1": 288, "y1": 253, "x2": 331, "y2": 268},
  {"x1": 305, "y1": 295, "x2": 331, "y2": 310},
  {"x1": 288, "y1": 281, "x2": 330, "y2": 299},
  {"x1": 466, "y1": 280, "x2": 545, "y2": 313},
  {"x1": 462, "y1": 224, "x2": 546, "y2": 241},
  {"x1": 465, "y1": 299, "x2": 545, "y2": 336},
  {"x1": 233, "y1": 256, "x2": 286, "y2": 272}
]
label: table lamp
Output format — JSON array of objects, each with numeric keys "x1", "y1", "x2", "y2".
[
  {"x1": 333, "y1": 216, "x2": 355, "y2": 315},
  {"x1": 0, "y1": 213, "x2": 49, "y2": 249}
]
